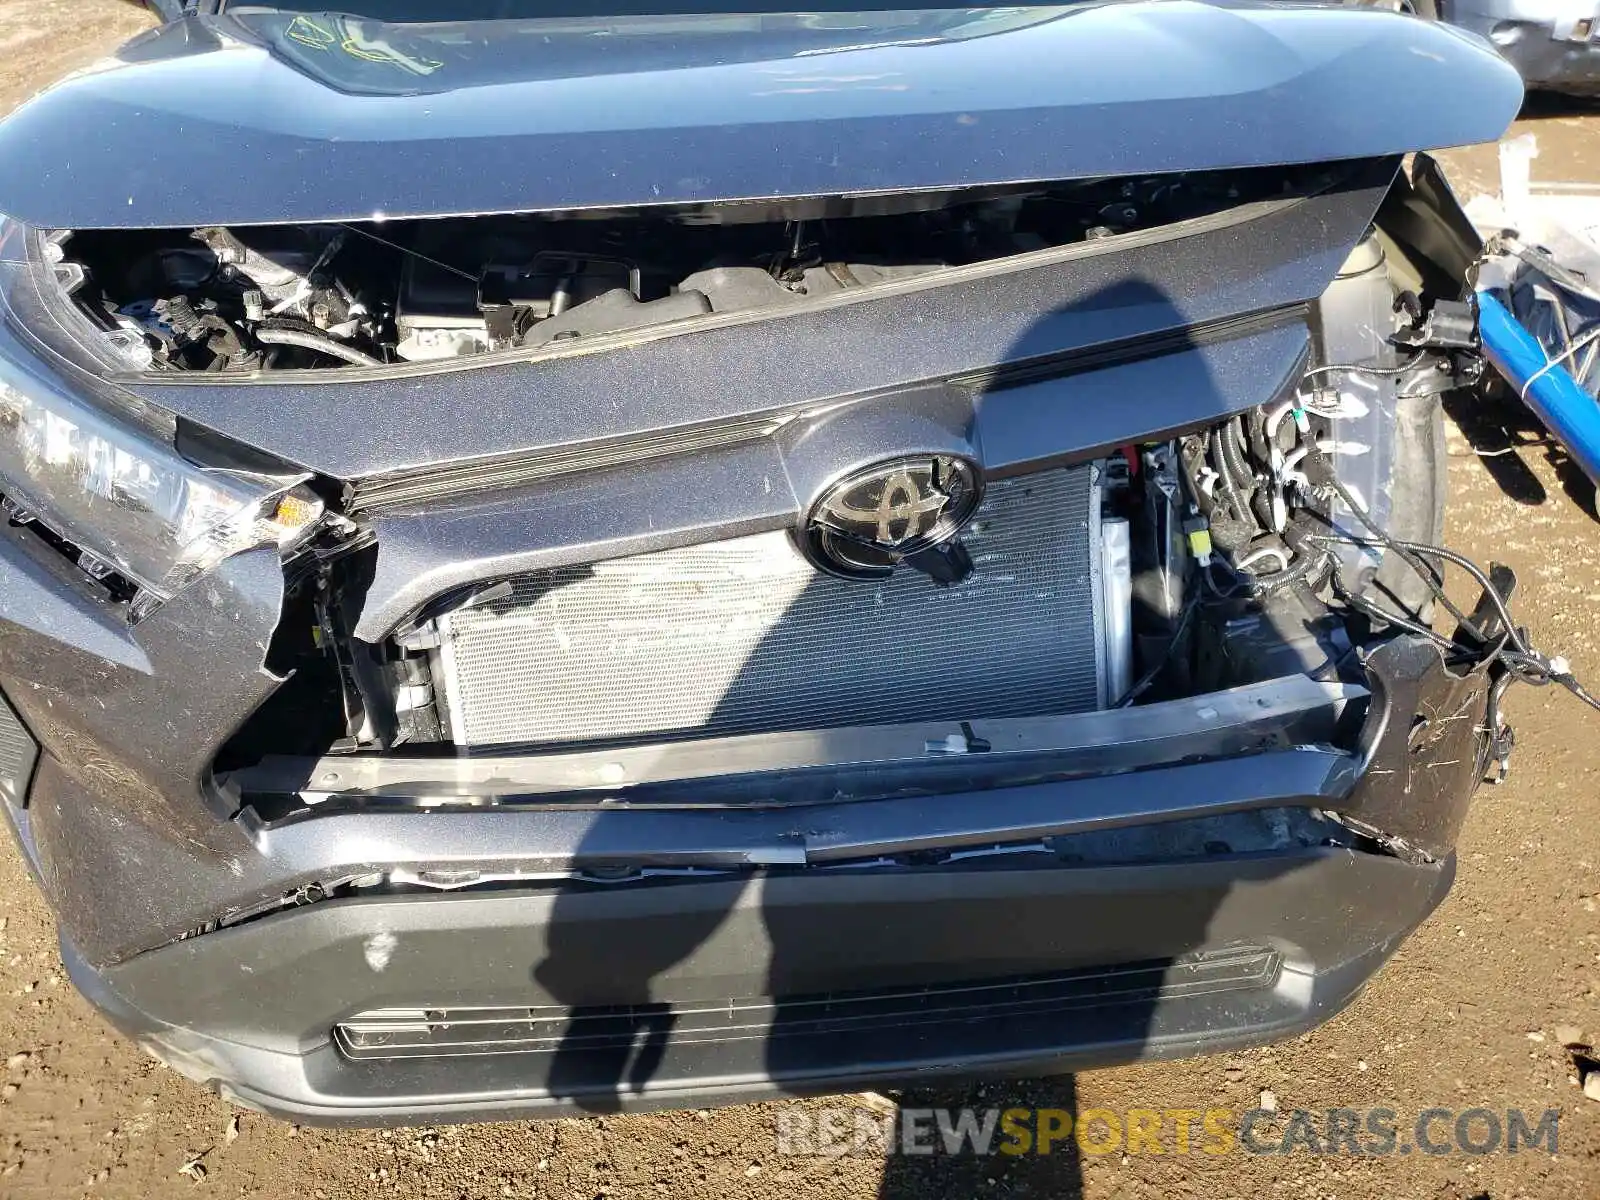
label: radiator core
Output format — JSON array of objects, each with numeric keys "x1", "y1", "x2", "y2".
[{"x1": 435, "y1": 466, "x2": 1104, "y2": 748}]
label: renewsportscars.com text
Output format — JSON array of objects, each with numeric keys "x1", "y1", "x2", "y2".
[{"x1": 775, "y1": 1106, "x2": 1561, "y2": 1158}]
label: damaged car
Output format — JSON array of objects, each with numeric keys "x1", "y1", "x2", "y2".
[
  {"x1": 0, "y1": 1, "x2": 1583, "y2": 1123},
  {"x1": 1442, "y1": 0, "x2": 1600, "y2": 95},
  {"x1": 1347, "y1": 0, "x2": 1600, "y2": 96}
]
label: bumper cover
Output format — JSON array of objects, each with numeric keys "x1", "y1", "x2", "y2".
[
  {"x1": 29, "y1": 633, "x2": 1491, "y2": 1124},
  {"x1": 66, "y1": 846, "x2": 1453, "y2": 1124}
]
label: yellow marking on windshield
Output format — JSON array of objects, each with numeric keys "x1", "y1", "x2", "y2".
[{"x1": 285, "y1": 15, "x2": 336, "y2": 51}]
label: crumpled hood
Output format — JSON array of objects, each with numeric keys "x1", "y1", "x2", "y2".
[{"x1": 0, "y1": 1, "x2": 1520, "y2": 229}]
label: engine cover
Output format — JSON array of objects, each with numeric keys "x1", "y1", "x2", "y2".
[{"x1": 434, "y1": 466, "x2": 1104, "y2": 748}]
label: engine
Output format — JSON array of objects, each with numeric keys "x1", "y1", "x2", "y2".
[{"x1": 51, "y1": 168, "x2": 1320, "y2": 372}]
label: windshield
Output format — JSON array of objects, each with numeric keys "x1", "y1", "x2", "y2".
[
  {"x1": 217, "y1": 6, "x2": 1088, "y2": 95},
  {"x1": 224, "y1": 1, "x2": 1060, "y2": 17}
]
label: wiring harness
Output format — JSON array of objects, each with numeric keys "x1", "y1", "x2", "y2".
[
  {"x1": 1168, "y1": 340, "x2": 1600, "y2": 785},
  {"x1": 1296, "y1": 361, "x2": 1600, "y2": 783}
]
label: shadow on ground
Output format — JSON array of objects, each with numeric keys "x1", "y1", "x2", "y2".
[{"x1": 1442, "y1": 383, "x2": 1598, "y2": 521}]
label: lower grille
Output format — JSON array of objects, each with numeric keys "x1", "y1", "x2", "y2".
[
  {"x1": 0, "y1": 691, "x2": 36, "y2": 809},
  {"x1": 335, "y1": 946, "x2": 1282, "y2": 1060},
  {"x1": 436, "y1": 466, "x2": 1100, "y2": 748}
]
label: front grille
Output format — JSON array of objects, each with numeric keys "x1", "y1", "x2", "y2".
[
  {"x1": 436, "y1": 466, "x2": 1100, "y2": 748},
  {"x1": 335, "y1": 946, "x2": 1282, "y2": 1060}
]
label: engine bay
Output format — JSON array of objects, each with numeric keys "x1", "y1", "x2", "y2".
[
  {"x1": 52, "y1": 167, "x2": 1321, "y2": 372},
  {"x1": 28, "y1": 162, "x2": 1538, "y2": 819},
  {"x1": 201, "y1": 208, "x2": 1472, "y2": 793}
]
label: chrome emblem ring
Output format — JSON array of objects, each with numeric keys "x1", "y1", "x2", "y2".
[{"x1": 801, "y1": 455, "x2": 983, "y2": 579}]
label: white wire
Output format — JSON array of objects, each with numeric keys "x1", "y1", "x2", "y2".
[
  {"x1": 1236, "y1": 545, "x2": 1292, "y2": 573},
  {"x1": 1520, "y1": 321, "x2": 1600, "y2": 400},
  {"x1": 1265, "y1": 399, "x2": 1297, "y2": 441}
]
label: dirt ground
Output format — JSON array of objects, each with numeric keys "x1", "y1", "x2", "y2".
[{"x1": 2, "y1": 3, "x2": 1600, "y2": 1197}]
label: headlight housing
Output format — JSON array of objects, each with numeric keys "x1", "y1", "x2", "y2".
[{"x1": 0, "y1": 215, "x2": 321, "y2": 620}]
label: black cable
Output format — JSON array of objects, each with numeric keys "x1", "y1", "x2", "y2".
[
  {"x1": 1323, "y1": 554, "x2": 1455, "y2": 651},
  {"x1": 1201, "y1": 561, "x2": 1245, "y2": 600},
  {"x1": 1245, "y1": 547, "x2": 1331, "y2": 596},
  {"x1": 1385, "y1": 538, "x2": 1534, "y2": 657},
  {"x1": 1205, "y1": 539, "x2": 1330, "y2": 601},
  {"x1": 1191, "y1": 352, "x2": 1600, "y2": 760},
  {"x1": 1220, "y1": 417, "x2": 1255, "y2": 501},
  {"x1": 253, "y1": 326, "x2": 384, "y2": 368},
  {"x1": 1113, "y1": 588, "x2": 1199, "y2": 708},
  {"x1": 1556, "y1": 671, "x2": 1600, "y2": 714},
  {"x1": 1314, "y1": 529, "x2": 1600, "y2": 719},
  {"x1": 1303, "y1": 442, "x2": 1490, "y2": 641},
  {"x1": 334, "y1": 223, "x2": 478, "y2": 282},
  {"x1": 1293, "y1": 417, "x2": 1600, "y2": 740},
  {"x1": 1209, "y1": 427, "x2": 1249, "y2": 526},
  {"x1": 1483, "y1": 670, "x2": 1517, "y2": 779},
  {"x1": 1298, "y1": 352, "x2": 1427, "y2": 386}
]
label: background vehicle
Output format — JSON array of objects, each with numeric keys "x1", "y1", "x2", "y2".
[{"x1": 1352, "y1": 0, "x2": 1600, "y2": 94}]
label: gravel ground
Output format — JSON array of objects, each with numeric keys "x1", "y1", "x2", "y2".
[{"x1": 1, "y1": 4, "x2": 1599, "y2": 1197}]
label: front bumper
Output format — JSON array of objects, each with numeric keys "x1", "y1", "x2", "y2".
[
  {"x1": 65, "y1": 846, "x2": 1453, "y2": 1124},
  {"x1": 1452, "y1": 0, "x2": 1600, "y2": 92},
  {"x1": 9, "y1": 630, "x2": 1491, "y2": 1124}
]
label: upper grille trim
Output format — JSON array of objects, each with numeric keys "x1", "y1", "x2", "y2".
[
  {"x1": 349, "y1": 412, "x2": 790, "y2": 512},
  {"x1": 347, "y1": 307, "x2": 1306, "y2": 515}
]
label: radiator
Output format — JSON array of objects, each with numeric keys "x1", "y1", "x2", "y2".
[{"x1": 435, "y1": 466, "x2": 1105, "y2": 748}]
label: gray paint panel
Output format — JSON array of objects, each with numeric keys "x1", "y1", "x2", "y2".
[
  {"x1": 353, "y1": 318, "x2": 1310, "y2": 639},
  {"x1": 128, "y1": 177, "x2": 1380, "y2": 482},
  {"x1": 0, "y1": 5, "x2": 1520, "y2": 228}
]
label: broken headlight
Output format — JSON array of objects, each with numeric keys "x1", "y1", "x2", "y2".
[{"x1": 0, "y1": 213, "x2": 321, "y2": 618}]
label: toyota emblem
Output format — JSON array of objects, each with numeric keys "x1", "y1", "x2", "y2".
[{"x1": 801, "y1": 455, "x2": 983, "y2": 580}]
